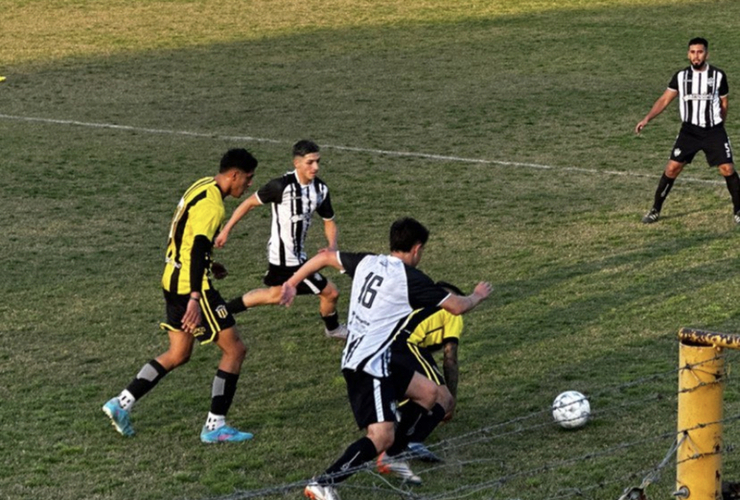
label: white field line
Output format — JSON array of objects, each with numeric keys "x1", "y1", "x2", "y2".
[{"x1": 0, "y1": 113, "x2": 725, "y2": 186}]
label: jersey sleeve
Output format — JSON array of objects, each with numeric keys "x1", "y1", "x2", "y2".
[
  {"x1": 720, "y1": 71, "x2": 729, "y2": 96},
  {"x1": 337, "y1": 251, "x2": 373, "y2": 278},
  {"x1": 668, "y1": 71, "x2": 680, "y2": 91},
  {"x1": 189, "y1": 198, "x2": 223, "y2": 240},
  {"x1": 256, "y1": 177, "x2": 284, "y2": 205},
  {"x1": 316, "y1": 189, "x2": 335, "y2": 220},
  {"x1": 406, "y1": 266, "x2": 451, "y2": 309}
]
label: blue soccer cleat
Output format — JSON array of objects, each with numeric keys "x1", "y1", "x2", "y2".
[
  {"x1": 102, "y1": 398, "x2": 135, "y2": 437},
  {"x1": 200, "y1": 425, "x2": 253, "y2": 443}
]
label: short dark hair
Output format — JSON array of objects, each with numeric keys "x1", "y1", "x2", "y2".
[
  {"x1": 220, "y1": 148, "x2": 258, "y2": 173},
  {"x1": 293, "y1": 140, "x2": 320, "y2": 157},
  {"x1": 390, "y1": 217, "x2": 430, "y2": 252},
  {"x1": 688, "y1": 37, "x2": 708, "y2": 49}
]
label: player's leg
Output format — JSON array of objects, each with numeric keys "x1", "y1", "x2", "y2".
[
  {"x1": 644, "y1": 127, "x2": 698, "y2": 224},
  {"x1": 373, "y1": 366, "x2": 434, "y2": 484},
  {"x1": 306, "y1": 422, "x2": 389, "y2": 500},
  {"x1": 294, "y1": 270, "x2": 346, "y2": 339},
  {"x1": 102, "y1": 293, "x2": 195, "y2": 437},
  {"x1": 200, "y1": 318, "x2": 253, "y2": 443},
  {"x1": 306, "y1": 371, "x2": 395, "y2": 497},
  {"x1": 717, "y1": 163, "x2": 740, "y2": 222},
  {"x1": 708, "y1": 127, "x2": 739, "y2": 221},
  {"x1": 643, "y1": 160, "x2": 686, "y2": 223},
  {"x1": 226, "y1": 286, "x2": 282, "y2": 315},
  {"x1": 243, "y1": 286, "x2": 282, "y2": 307},
  {"x1": 226, "y1": 263, "x2": 292, "y2": 314},
  {"x1": 695, "y1": 123, "x2": 740, "y2": 221},
  {"x1": 390, "y1": 371, "x2": 447, "y2": 455},
  {"x1": 404, "y1": 382, "x2": 448, "y2": 463},
  {"x1": 321, "y1": 421, "x2": 392, "y2": 481},
  {"x1": 317, "y1": 280, "x2": 347, "y2": 339}
]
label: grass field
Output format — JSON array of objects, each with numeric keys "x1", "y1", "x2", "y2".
[{"x1": 4, "y1": 1, "x2": 740, "y2": 499}]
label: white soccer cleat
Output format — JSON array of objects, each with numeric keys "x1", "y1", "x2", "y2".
[
  {"x1": 325, "y1": 324, "x2": 348, "y2": 340},
  {"x1": 377, "y1": 452, "x2": 422, "y2": 485},
  {"x1": 304, "y1": 481, "x2": 341, "y2": 500}
]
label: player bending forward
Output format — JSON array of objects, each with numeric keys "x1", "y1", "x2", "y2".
[
  {"x1": 281, "y1": 217, "x2": 492, "y2": 500},
  {"x1": 391, "y1": 282, "x2": 466, "y2": 465}
]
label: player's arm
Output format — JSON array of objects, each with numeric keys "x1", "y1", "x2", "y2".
[
  {"x1": 214, "y1": 193, "x2": 262, "y2": 248},
  {"x1": 442, "y1": 340, "x2": 459, "y2": 421},
  {"x1": 316, "y1": 189, "x2": 338, "y2": 252},
  {"x1": 442, "y1": 340, "x2": 459, "y2": 399},
  {"x1": 181, "y1": 235, "x2": 210, "y2": 334},
  {"x1": 440, "y1": 282, "x2": 492, "y2": 315},
  {"x1": 635, "y1": 88, "x2": 678, "y2": 134},
  {"x1": 280, "y1": 250, "x2": 343, "y2": 306},
  {"x1": 721, "y1": 95, "x2": 729, "y2": 121},
  {"x1": 321, "y1": 218, "x2": 338, "y2": 252}
]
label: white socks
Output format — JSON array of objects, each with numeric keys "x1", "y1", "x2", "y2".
[
  {"x1": 205, "y1": 412, "x2": 226, "y2": 431},
  {"x1": 118, "y1": 390, "x2": 136, "y2": 411}
]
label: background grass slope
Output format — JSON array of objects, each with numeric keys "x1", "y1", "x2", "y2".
[{"x1": 3, "y1": 1, "x2": 740, "y2": 499}]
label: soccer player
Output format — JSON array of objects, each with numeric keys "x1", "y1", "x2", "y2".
[
  {"x1": 280, "y1": 217, "x2": 492, "y2": 500},
  {"x1": 215, "y1": 140, "x2": 347, "y2": 339},
  {"x1": 389, "y1": 282, "x2": 466, "y2": 465},
  {"x1": 102, "y1": 148, "x2": 258, "y2": 443},
  {"x1": 636, "y1": 37, "x2": 740, "y2": 224}
]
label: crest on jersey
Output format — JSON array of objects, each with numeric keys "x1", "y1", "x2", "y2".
[
  {"x1": 707, "y1": 77, "x2": 715, "y2": 86},
  {"x1": 674, "y1": 148, "x2": 682, "y2": 157}
]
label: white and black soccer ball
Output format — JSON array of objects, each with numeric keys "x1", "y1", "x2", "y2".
[{"x1": 552, "y1": 390, "x2": 590, "y2": 429}]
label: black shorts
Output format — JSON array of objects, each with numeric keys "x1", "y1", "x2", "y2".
[
  {"x1": 343, "y1": 369, "x2": 400, "y2": 429},
  {"x1": 262, "y1": 263, "x2": 329, "y2": 295},
  {"x1": 391, "y1": 341, "x2": 446, "y2": 387},
  {"x1": 160, "y1": 288, "x2": 235, "y2": 344},
  {"x1": 670, "y1": 123, "x2": 734, "y2": 166}
]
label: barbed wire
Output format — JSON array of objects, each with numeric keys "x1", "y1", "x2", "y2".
[{"x1": 204, "y1": 349, "x2": 740, "y2": 500}]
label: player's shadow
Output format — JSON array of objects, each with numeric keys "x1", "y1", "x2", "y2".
[{"x1": 469, "y1": 229, "x2": 734, "y2": 359}]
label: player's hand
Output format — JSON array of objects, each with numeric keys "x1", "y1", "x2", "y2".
[
  {"x1": 212, "y1": 262, "x2": 228, "y2": 280},
  {"x1": 214, "y1": 231, "x2": 229, "y2": 249},
  {"x1": 280, "y1": 282, "x2": 297, "y2": 307},
  {"x1": 635, "y1": 119, "x2": 648, "y2": 134},
  {"x1": 181, "y1": 299, "x2": 202, "y2": 334},
  {"x1": 473, "y1": 281, "x2": 493, "y2": 301},
  {"x1": 443, "y1": 406, "x2": 456, "y2": 423},
  {"x1": 317, "y1": 246, "x2": 337, "y2": 254}
]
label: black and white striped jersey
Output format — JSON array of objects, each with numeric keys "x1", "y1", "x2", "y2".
[
  {"x1": 337, "y1": 252, "x2": 451, "y2": 378},
  {"x1": 255, "y1": 171, "x2": 334, "y2": 267},
  {"x1": 668, "y1": 65, "x2": 729, "y2": 128}
]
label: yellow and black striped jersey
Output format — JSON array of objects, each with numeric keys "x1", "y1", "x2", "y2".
[
  {"x1": 406, "y1": 307, "x2": 463, "y2": 352},
  {"x1": 161, "y1": 177, "x2": 225, "y2": 294}
]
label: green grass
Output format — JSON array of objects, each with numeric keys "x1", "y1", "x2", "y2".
[{"x1": 4, "y1": 0, "x2": 740, "y2": 499}]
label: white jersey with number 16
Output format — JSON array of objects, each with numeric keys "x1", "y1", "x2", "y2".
[{"x1": 337, "y1": 252, "x2": 449, "y2": 378}]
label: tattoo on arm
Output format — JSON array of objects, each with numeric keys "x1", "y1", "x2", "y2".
[{"x1": 443, "y1": 342, "x2": 459, "y2": 399}]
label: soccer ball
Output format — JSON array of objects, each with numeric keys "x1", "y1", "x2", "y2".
[{"x1": 552, "y1": 390, "x2": 590, "y2": 429}]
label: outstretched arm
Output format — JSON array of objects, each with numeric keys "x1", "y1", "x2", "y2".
[
  {"x1": 280, "y1": 250, "x2": 343, "y2": 306},
  {"x1": 635, "y1": 89, "x2": 677, "y2": 134},
  {"x1": 440, "y1": 281, "x2": 492, "y2": 315},
  {"x1": 214, "y1": 193, "x2": 261, "y2": 248}
]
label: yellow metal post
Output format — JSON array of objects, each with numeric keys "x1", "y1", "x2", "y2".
[{"x1": 676, "y1": 331, "x2": 725, "y2": 500}]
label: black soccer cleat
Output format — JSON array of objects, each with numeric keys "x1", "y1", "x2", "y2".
[{"x1": 641, "y1": 208, "x2": 660, "y2": 224}]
